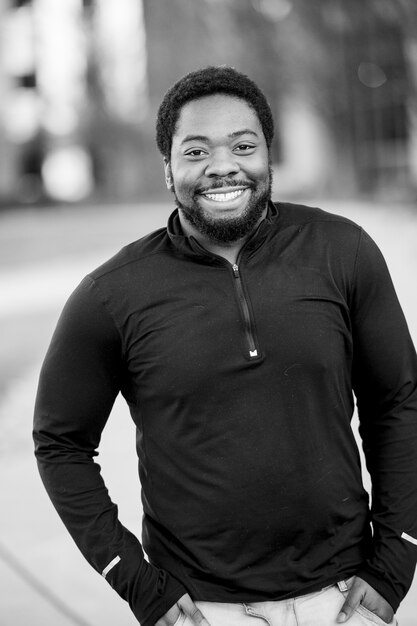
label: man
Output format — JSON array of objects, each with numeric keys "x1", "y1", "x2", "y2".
[{"x1": 33, "y1": 66, "x2": 417, "y2": 626}]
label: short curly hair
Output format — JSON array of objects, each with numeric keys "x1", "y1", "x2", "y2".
[{"x1": 156, "y1": 66, "x2": 274, "y2": 160}]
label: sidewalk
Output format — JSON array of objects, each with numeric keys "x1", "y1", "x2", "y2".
[
  {"x1": 0, "y1": 203, "x2": 169, "y2": 626},
  {"x1": 1, "y1": 200, "x2": 416, "y2": 625}
]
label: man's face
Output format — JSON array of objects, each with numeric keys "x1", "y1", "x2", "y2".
[{"x1": 166, "y1": 94, "x2": 271, "y2": 244}]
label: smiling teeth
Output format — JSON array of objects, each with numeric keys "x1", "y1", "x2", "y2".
[{"x1": 204, "y1": 189, "x2": 245, "y2": 202}]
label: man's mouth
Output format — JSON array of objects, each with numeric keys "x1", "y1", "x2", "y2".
[
  {"x1": 203, "y1": 188, "x2": 246, "y2": 202},
  {"x1": 198, "y1": 183, "x2": 251, "y2": 204}
]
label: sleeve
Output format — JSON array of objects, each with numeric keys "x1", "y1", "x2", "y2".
[
  {"x1": 33, "y1": 276, "x2": 186, "y2": 626},
  {"x1": 350, "y1": 229, "x2": 417, "y2": 611}
]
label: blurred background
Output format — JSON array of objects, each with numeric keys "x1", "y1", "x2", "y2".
[
  {"x1": 0, "y1": 1, "x2": 417, "y2": 624},
  {"x1": 0, "y1": 0, "x2": 417, "y2": 204}
]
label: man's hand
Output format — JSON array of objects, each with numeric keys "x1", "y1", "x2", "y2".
[
  {"x1": 337, "y1": 576, "x2": 394, "y2": 623},
  {"x1": 155, "y1": 593, "x2": 211, "y2": 626}
]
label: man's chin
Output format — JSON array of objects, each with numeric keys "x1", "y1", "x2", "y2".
[{"x1": 178, "y1": 195, "x2": 269, "y2": 244}]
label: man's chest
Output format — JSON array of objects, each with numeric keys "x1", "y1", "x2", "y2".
[{"x1": 120, "y1": 259, "x2": 352, "y2": 401}]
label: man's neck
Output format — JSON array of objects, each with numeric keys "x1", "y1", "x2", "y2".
[{"x1": 178, "y1": 207, "x2": 268, "y2": 266}]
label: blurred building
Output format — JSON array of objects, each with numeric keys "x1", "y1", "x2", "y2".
[
  {"x1": 0, "y1": 0, "x2": 416, "y2": 206},
  {"x1": 0, "y1": 0, "x2": 92, "y2": 203},
  {"x1": 0, "y1": 0, "x2": 149, "y2": 204},
  {"x1": 0, "y1": 0, "x2": 41, "y2": 203}
]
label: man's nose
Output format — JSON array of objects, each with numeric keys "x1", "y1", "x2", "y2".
[{"x1": 205, "y1": 149, "x2": 240, "y2": 177}]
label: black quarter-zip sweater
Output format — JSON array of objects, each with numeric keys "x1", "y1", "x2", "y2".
[{"x1": 34, "y1": 202, "x2": 417, "y2": 626}]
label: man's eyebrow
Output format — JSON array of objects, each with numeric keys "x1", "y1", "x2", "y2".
[
  {"x1": 228, "y1": 129, "x2": 259, "y2": 139},
  {"x1": 180, "y1": 129, "x2": 259, "y2": 145},
  {"x1": 180, "y1": 134, "x2": 210, "y2": 145}
]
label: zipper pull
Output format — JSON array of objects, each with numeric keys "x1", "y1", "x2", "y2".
[{"x1": 232, "y1": 263, "x2": 239, "y2": 278}]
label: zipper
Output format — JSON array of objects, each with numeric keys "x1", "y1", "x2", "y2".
[
  {"x1": 231, "y1": 263, "x2": 259, "y2": 359},
  {"x1": 188, "y1": 235, "x2": 261, "y2": 359}
]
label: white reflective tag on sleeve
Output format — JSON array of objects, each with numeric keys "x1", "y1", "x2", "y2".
[
  {"x1": 401, "y1": 532, "x2": 417, "y2": 546},
  {"x1": 102, "y1": 555, "x2": 121, "y2": 578}
]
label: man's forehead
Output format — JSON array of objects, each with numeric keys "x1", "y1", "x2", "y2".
[{"x1": 173, "y1": 94, "x2": 262, "y2": 141}]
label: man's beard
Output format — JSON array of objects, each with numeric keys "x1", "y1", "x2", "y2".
[{"x1": 174, "y1": 166, "x2": 272, "y2": 244}]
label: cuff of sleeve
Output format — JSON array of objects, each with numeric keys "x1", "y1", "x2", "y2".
[
  {"x1": 356, "y1": 568, "x2": 400, "y2": 613},
  {"x1": 103, "y1": 536, "x2": 188, "y2": 626},
  {"x1": 128, "y1": 561, "x2": 188, "y2": 626},
  {"x1": 135, "y1": 577, "x2": 187, "y2": 626}
]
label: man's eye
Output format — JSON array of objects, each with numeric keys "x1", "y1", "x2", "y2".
[
  {"x1": 185, "y1": 149, "x2": 206, "y2": 157},
  {"x1": 234, "y1": 144, "x2": 255, "y2": 152}
]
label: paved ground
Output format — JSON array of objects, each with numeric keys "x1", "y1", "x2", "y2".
[{"x1": 0, "y1": 199, "x2": 416, "y2": 625}]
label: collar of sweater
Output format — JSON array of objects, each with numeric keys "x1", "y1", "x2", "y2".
[{"x1": 167, "y1": 200, "x2": 279, "y2": 263}]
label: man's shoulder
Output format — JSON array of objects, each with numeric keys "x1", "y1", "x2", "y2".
[
  {"x1": 275, "y1": 201, "x2": 361, "y2": 233},
  {"x1": 88, "y1": 225, "x2": 171, "y2": 283}
]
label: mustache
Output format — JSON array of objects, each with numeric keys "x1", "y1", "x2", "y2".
[{"x1": 195, "y1": 178, "x2": 255, "y2": 194}]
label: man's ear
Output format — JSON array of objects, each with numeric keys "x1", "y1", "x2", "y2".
[{"x1": 164, "y1": 159, "x2": 174, "y2": 191}]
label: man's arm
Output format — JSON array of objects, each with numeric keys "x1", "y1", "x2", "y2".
[
  {"x1": 33, "y1": 276, "x2": 186, "y2": 626},
  {"x1": 348, "y1": 230, "x2": 417, "y2": 613}
]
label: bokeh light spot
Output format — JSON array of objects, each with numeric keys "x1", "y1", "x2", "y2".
[
  {"x1": 5, "y1": 89, "x2": 40, "y2": 143},
  {"x1": 42, "y1": 146, "x2": 93, "y2": 202},
  {"x1": 358, "y1": 62, "x2": 387, "y2": 88},
  {"x1": 252, "y1": 0, "x2": 293, "y2": 21}
]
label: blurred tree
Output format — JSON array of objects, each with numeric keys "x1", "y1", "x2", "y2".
[
  {"x1": 83, "y1": 0, "x2": 152, "y2": 202},
  {"x1": 136, "y1": 0, "x2": 417, "y2": 198},
  {"x1": 260, "y1": 0, "x2": 416, "y2": 196}
]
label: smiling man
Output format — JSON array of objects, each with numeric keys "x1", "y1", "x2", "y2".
[
  {"x1": 164, "y1": 93, "x2": 271, "y2": 257},
  {"x1": 34, "y1": 67, "x2": 417, "y2": 626}
]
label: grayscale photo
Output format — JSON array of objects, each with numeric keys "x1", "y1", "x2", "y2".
[{"x1": 0, "y1": 1, "x2": 416, "y2": 625}]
